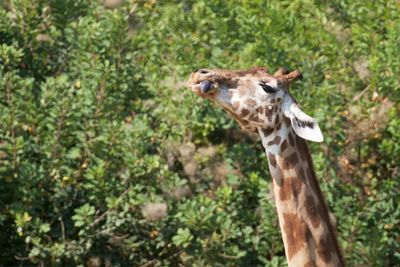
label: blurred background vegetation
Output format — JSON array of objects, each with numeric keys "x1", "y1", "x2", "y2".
[{"x1": 0, "y1": 0, "x2": 399, "y2": 266}]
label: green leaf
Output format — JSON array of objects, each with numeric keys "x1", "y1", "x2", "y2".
[
  {"x1": 39, "y1": 223, "x2": 51, "y2": 233},
  {"x1": 172, "y1": 228, "x2": 193, "y2": 248}
]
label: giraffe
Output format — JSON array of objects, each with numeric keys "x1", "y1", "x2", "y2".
[{"x1": 187, "y1": 67, "x2": 345, "y2": 267}]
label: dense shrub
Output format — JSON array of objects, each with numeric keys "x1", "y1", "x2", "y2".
[{"x1": 0, "y1": 0, "x2": 399, "y2": 266}]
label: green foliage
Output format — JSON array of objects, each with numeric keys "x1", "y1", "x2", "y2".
[{"x1": 0, "y1": 0, "x2": 399, "y2": 266}]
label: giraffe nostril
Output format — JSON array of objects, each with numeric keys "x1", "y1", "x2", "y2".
[{"x1": 198, "y1": 69, "x2": 209, "y2": 74}]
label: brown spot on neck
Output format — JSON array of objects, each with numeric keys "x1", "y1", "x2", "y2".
[
  {"x1": 276, "y1": 122, "x2": 282, "y2": 131},
  {"x1": 249, "y1": 114, "x2": 261, "y2": 123},
  {"x1": 265, "y1": 107, "x2": 273, "y2": 122},
  {"x1": 240, "y1": 109, "x2": 249, "y2": 117},
  {"x1": 284, "y1": 117, "x2": 291, "y2": 127},
  {"x1": 274, "y1": 113, "x2": 280, "y2": 125},
  {"x1": 280, "y1": 139, "x2": 287, "y2": 152},
  {"x1": 317, "y1": 236, "x2": 332, "y2": 263},
  {"x1": 282, "y1": 152, "x2": 299, "y2": 170},
  {"x1": 267, "y1": 135, "x2": 282, "y2": 146},
  {"x1": 305, "y1": 193, "x2": 321, "y2": 229},
  {"x1": 262, "y1": 127, "x2": 274, "y2": 137},
  {"x1": 283, "y1": 213, "x2": 311, "y2": 260},
  {"x1": 288, "y1": 132, "x2": 295, "y2": 146},
  {"x1": 268, "y1": 152, "x2": 277, "y2": 168},
  {"x1": 279, "y1": 177, "x2": 303, "y2": 201},
  {"x1": 298, "y1": 167, "x2": 306, "y2": 183}
]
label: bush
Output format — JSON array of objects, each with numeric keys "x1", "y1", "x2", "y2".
[{"x1": 0, "y1": 0, "x2": 399, "y2": 266}]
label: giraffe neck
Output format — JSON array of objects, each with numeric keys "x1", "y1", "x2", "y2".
[{"x1": 258, "y1": 120, "x2": 344, "y2": 267}]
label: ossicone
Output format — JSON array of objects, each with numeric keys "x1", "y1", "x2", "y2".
[{"x1": 275, "y1": 69, "x2": 303, "y2": 87}]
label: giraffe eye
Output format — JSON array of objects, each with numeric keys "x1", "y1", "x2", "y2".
[{"x1": 259, "y1": 82, "x2": 277, "y2": 94}]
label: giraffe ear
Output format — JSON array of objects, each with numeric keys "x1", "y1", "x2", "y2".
[{"x1": 284, "y1": 104, "x2": 324, "y2": 142}]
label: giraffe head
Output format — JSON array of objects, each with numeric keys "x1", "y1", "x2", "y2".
[{"x1": 187, "y1": 67, "x2": 323, "y2": 142}]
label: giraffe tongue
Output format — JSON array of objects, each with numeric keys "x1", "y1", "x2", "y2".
[{"x1": 200, "y1": 80, "x2": 213, "y2": 94}]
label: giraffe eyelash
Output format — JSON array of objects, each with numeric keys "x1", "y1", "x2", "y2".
[{"x1": 259, "y1": 82, "x2": 277, "y2": 94}]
